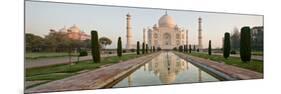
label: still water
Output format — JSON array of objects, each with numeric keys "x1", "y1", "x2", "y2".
[{"x1": 113, "y1": 52, "x2": 219, "y2": 88}]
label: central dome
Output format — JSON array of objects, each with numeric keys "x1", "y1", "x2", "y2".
[{"x1": 158, "y1": 13, "x2": 176, "y2": 28}]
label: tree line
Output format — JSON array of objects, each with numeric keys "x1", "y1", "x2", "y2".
[
  {"x1": 175, "y1": 26, "x2": 256, "y2": 62},
  {"x1": 26, "y1": 32, "x2": 90, "y2": 52}
]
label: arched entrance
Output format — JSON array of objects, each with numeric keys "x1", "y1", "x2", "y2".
[{"x1": 163, "y1": 33, "x2": 171, "y2": 49}]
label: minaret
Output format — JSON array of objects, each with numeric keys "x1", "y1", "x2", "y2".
[
  {"x1": 143, "y1": 28, "x2": 146, "y2": 44},
  {"x1": 186, "y1": 29, "x2": 188, "y2": 45},
  {"x1": 198, "y1": 17, "x2": 203, "y2": 50},
  {"x1": 126, "y1": 13, "x2": 132, "y2": 49}
]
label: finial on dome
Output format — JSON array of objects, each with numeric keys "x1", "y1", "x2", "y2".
[
  {"x1": 126, "y1": 12, "x2": 131, "y2": 17},
  {"x1": 198, "y1": 17, "x2": 202, "y2": 20}
]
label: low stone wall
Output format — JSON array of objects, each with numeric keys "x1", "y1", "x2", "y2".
[
  {"x1": 174, "y1": 52, "x2": 263, "y2": 80},
  {"x1": 25, "y1": 52, "x2": 161, "y2": 93}
]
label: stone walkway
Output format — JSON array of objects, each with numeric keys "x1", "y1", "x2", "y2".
[
  {"x1": 25, "y1": 52, "x2": 160, "y2": 93},
  {"x1": 25, "y1": 53, "x2": 132, "y2": 69},
  {"x1": 174, "y1": 52, "x2": 263, "y2": 80}
]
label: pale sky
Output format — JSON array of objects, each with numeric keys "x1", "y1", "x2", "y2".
[{"x1": 25, "y1": 1, "x2": 263, "y2": 49}]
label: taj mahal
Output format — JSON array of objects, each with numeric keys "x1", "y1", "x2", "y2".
[{"x1": 126, "y1": 11, "x2": 203, "y2": 50}]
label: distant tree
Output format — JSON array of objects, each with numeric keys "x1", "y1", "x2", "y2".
[
  {"x1": 99, "y1": 37, "x2": 112, "y2": 49},
  {"x1": 157, "y1": 47, "x2": 161, "y2": 51},
  {"x1": 142, "y1": 42, "x2": 145, "y2": 54},
  {"x1": 179, "y1": 45, "x2": 183, "y2": 52},
  {"x1": 173, "y1": 47, "x2": 177, "y2": 51},
  {"x1": 208, "y1": 40, "x2": 212, "y2": 55},
  {"x1": 117, "y1": 37, "x2": 122, "y2": 57},
  {"x1": 137, "y1": 41, "x2": 140, "y2": 55},
  {"x1": 189, "y1": 45, "x2": 192, "y2": 53},
  {"x1": 91, "y1": 30, "x2": 101, "y2": 63},
  {"x1": 251, "y1": 26, "x2": 263, "y2": 51},
  {"x1": 25, "y1": 33, "x2": 45, "y2": 52},
  {"x1": 45, "y1": 30, "x2": 70, "y2": 52},
  {"x1": 240, "y1": 27, "x2": 252, "y2": 62},
  {"x1": 64, "y1": 36, "x2": 81, "y2": 64},
  {"x1": 231, "y1": 27, "x2": 240, "y2": 50},
  {"x1": 223, "y1": 32, "x2": 231, "y2": 59},
  {"x1": 130, "y1": 49, "x2": 135, "y2": 52},
  {"x1": 79, "y1": 50, "x2": 88, "y2": 57},
  {"x1": 82, "y1": 39, "x2": 91, "y2": 50}
]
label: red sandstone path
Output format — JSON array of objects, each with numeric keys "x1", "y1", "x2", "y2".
[
  {"x1": 175, "y1": 52, "x2": 263, "y2": 80},
  {"x1": 25, "y1": 53, "x2": 133, "y2": 69},
  {"x1": 25, "y1": 52, "x2": 160, "y2": 93}
]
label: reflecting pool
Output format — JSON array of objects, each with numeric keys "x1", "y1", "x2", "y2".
[{"x1": 113, "y1": 52, "x2": 220, "y2": 88}]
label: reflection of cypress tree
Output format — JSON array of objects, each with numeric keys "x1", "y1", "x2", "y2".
[
  {"x1": 208, "y1": 40, "x2": 212, "y2": 55},
  {"x1": 91, "y1": 30, "x2": 100, "y2": 63},
  {"x1": 240, "y1": 26, "x2": 251, "y2": 62},
  {"x1": 137, "y1": 41, "x2": 140, "y2": 55},
  {"x1": 142, "y1": 42, "x2": 145, "y2": 54},
  {"x1": 117, "y1": 37, "x2": 122, "y2": 57},
  {"x1": 223, "y1": 32, "x2": 231, "y2": 59}
]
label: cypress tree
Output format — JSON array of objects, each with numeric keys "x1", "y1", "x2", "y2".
[
  {"x1": 223, "y1": 32, "x2": 231, "y2": 59},
  {"x1": 208, "y1": 40, "x2": 212, "y2": 55},
  {"x1": 240, "y1": 26, "x2": 252, "y2": 62},
  {"x1": 142, "y1": 42, "x2": 145, "y2": 54},
  {"x1": 153, "y1": 46, "x2": 155, "y2": 52},
  {"x1": 117, "y1": 37, "x2": 122, "y2": 57},
  {"x1": 137, "y1": 41, "x2": 140, "y2": 55},
  {"x1": 91, "y1": 30, "x2": 100, "y2": 63},
  {"x1": 189, "y1": 45, "x2": 192, "y2": 53}
]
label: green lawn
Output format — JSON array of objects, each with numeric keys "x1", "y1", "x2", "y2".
[
  {"x1": 252, "y1": 51, "x2": 263, "y2": 56},
  {"x1": 26, "y1": 52, "x2": 79, "y2": 59},
  {"x1": 187, "y1": 52, "x2": 263, "y2": 73},
  {"x1": 25, "y1": 53, "x2": 144, "y2": 88}
]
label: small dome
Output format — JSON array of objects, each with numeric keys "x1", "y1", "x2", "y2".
[
  {"x1": 158, "y1": 13, "x2": 176, "y2": 28},
  {"x1": 68, "y1": 24, "x2": 80, "y2": 32},
  {"x1": 59, "y1": 26, "x2": 67, "y2": 32}
]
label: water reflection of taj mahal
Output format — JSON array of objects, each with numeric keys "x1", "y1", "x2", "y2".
[
  {"x1": 113, "y1": 52, "x2": 219, "y2": 87},
  {"x1": 145, "y1": 52, "x2": 188, "y2": 84}
]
